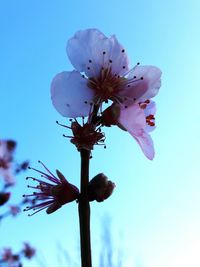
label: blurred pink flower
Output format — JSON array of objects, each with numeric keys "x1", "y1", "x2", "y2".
[
  {"x1": 24, "y1": 161, "x2": 79, "y2": 215},
  {"x1": 51, "y1": 29, "x2": 161, "y2": 118},
  {"x1": 1, "y1": 248, "x2": 19, "y2": 264},
  {"x1": 2, "y1": 248, "x2": 13, "y2": 262},
  {"x1": 0, "y1": 140, "x2": 16, "y2": 186},
  {"x1": 102, "y1": 100, "x2": 156, "y2": 159},
  {"x1": 22, "y1": 243, "x2": 36, "y2": 259},
  {"x1": 9, "y1": 205, "x2": 21, "y2": 216}
]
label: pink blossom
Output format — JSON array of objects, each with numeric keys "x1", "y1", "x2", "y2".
[
  {"x1": 0, "y1": 140, "x2": 16, "y2": 186},
  {"x1": 51, "y1": 29, "x2": 161, "y2": 118},
  {"x1": 1, "y1": 248, "x2": 19, "y2": 264},
  {"x1": 23, "y1": 161, "x2": 79, "y2": 215},
  {"x1": 22, "y1": 243, "x2": 36, "y2": 259},
  {"x1": 9, "y1": 205, "x2": 21, "y2": 216},
  {"x1": 102, "y1": 100, "x2": 156, "y2": 159}
]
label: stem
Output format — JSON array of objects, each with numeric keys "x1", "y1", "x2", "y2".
[{"x1": 78, "y1": 149, "x2": 92, "y2": 267}]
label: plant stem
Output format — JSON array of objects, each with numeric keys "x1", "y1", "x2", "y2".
[{"x1": 78, "y1": 149, "x2": 92, "y2": 267}]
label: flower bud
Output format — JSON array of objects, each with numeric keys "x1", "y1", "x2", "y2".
[
  {"x1": 0, "y1": 192, "x2": 10, "y2": 206},
  {"x1": 101, "y1": 105, "x2": 126, "y2": 131},
  {"x1": 101, "y1": 105, "x2": 119, "y2": 127},
  {"x1": 88, "y1": 173, "x2": 115, "y2": 202}
]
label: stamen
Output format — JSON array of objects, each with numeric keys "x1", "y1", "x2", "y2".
[
  {"x1": 102, "y1": 51, "x2": 106, "y2": 68},
  {"x1": 63, "y1": 134, "x2": 73, "y2": 138},
  {"x1": 28, "y1": 204, "x2": 52, "y2": 216},
  {"x1": 56, "y1": 121, "x2": 71, "y2": 129},
  {"x1": 28, "y1": 165, "x2": 59, "y2": 184},
  {"x1": 123, "y1": 63, "x2": 140, "y2": 77},
  {"x1": 125, "y1": 76, "x2": 144, "y2": 85},
  {"x1": 38, "y1": 161, "x2": 58, "y2": 181}
]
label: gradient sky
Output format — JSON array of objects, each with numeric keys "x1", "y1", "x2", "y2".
[{"x1": 1, "y1": 0, "x2": 200, "y2": 266}]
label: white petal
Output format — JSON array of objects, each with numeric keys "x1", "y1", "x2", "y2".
[
  {"x1": 51, "y1": 71, "x2": 94, "y2": 118},
  {"x1": 67, "y1": 29, "x2": 129, "y2": 77},
  {"x1": 123, "y1": 65, "x2": 161, "y2": 102}
]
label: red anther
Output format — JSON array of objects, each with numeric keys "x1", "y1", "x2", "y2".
[
  {"x1": 146, "y1": 114, "x2": 155, "y2": 126},
  {"x1": 146, "y1": 114, "x2": 155, "y2": 120},
  {"x1": 140, "y1": 103, "x2": 147, "y2": 109}
]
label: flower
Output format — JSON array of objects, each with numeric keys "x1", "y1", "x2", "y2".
[
  {"x1": 51, "y1": 29, "x2": 161, "y2": 119},
  {"x1": 0, "y1": 140, "x2": 16, "y2": 186},
  {"x1": 23, "y1": 161, "x2": 79, "y2": 215},
  {"x1": 22, "y1": 243, "x2": 36, "y2": 259},
  {"x1": 9, "y1": 205, "x2": 21, "y2": 216},
  {"x1": 88, "y1": 173, "x2": 115, "y2": 202},
  {"x1": 1, "y1": 248, "x2": 19, "y2": 264},
  {"x1": 102, "y1": 100, "x2": 156, "y2": 159}
]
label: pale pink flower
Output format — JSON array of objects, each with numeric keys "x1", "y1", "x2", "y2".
[
  {"x1": 51, "y1": 29, "x2": 161, "y2": 118},
  {"x1": 0, "y1": 140, "x2": 16, "y2": 186},
  {"x1": 102, "y1": 100, "x2": 156, "y2": 159},
  {"x1": 23, "y1": 161, "x2": 79, "y2": 215}
]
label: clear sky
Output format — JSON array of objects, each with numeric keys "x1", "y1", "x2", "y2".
[{"x1": 1, "y1": 0, "x2": 200, "y2": 266}]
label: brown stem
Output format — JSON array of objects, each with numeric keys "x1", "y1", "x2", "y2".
[{"x1": 78, "y1": 149, "x2": 92, "y2": 267}]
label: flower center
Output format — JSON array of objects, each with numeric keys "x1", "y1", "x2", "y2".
[{"x1": 87, "y1": 68, "x2": 125, "y2": 103}]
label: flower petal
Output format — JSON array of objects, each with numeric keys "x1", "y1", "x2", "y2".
[
  {"x1": 67, "y1": 29, "x2": 129, "y2": 77},
  {"x1": 51, "y1": 71, "x2": 94, "y2": 118},
  {"x1": 120, "y1": 65, "x2": 161, "y2": 103},
  {"x1": 132, "y1": 130, "x2": 155, "y2": 160},
  {"x1": 118, "y1": 104, "x2": 146, "y2": 132},
  {"x1": 118, "y1": 104, "x2": 155, "y2": 159},
  {"x1": 131, "y1": 65, "x2": 162, "y2": 101},
  {"x1": 104, "y1": 35, "x2": 129, "y2": 76}
]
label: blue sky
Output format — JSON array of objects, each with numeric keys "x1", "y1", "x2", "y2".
[{"x1": 1, "y1": 0, "x2": 200, "y2": 266}]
